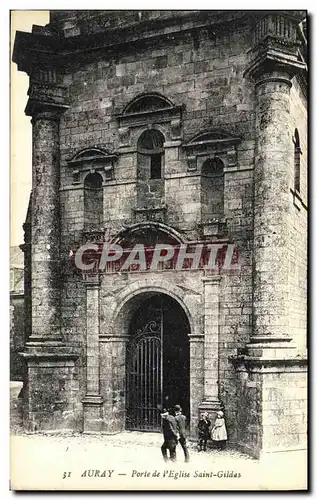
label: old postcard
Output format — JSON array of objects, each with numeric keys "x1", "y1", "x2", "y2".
[{"x1": 10, "y1": 9, "x2": 308, "y2": 491}]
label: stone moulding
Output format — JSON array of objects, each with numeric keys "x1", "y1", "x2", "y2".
[
  {"x1": 20, "y1": 342, "x2": 80, "y2": 361},
  {"x1": 230, "y1": 354, "x2": 307, "y2": 372}
]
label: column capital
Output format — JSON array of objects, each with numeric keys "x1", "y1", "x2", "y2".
[
  {"x1": 82, "y1": 272, "x2": 101, "y2": 287},
  {"x1": 82, "y1": 395, "x2": 104, "y2": 406},
  {"x1": 26, "y1": 80, "x2": 69, "y2": 119},
  {"x1": 27, "y1": 101, "x2": 69, "y2": 121},
  {"x1": 29, "y1": 106, "x2": 68, "y2": 123},
  {"x1": 188, "y1": 333, "x2": 204, "y2": 343},
  {"x1": 202, "y1": 276, "x2": 221, "y2": 285},
  {"x1": 99, "y1": 334, "x2": 130, "y2": 343},
  {"x1": 244, "y1": 51, "x2": 306, "y2": 84}
]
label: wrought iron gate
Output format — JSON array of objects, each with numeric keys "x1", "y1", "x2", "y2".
[{"x1": 126, "y1": 309, "x2": 163, "y2": 431}]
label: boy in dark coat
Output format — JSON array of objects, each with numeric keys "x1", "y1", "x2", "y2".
[
  {"x1": 197, "y1": 412, "x2": 211, "y2": 451},
  {"x1": 160, "y1": 408, "x2": 179, "y2": 462}
]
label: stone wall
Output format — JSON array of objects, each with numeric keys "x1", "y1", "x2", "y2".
[
  {"x1": 261, "y1": 366, "x2": 307, "y2": 453},
  {"x1": 56, "y1": 16, "x2": 256, "y2": 438},
  {"x1": 288, "y1": 78, "x2": 308, "y2": 349}
]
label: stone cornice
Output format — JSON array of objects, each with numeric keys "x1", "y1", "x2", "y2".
[
  {"x1": 20, "y1": 342, "x2": 80, "y2": 361},
  {"x1": 13, "y1": 11, "x2": 252, "y2": 73}
]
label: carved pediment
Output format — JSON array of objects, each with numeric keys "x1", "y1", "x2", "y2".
[
  {"x1": 115, "y1": 93, "x2": 184, "y2": 140},
  {"x1": 184, "y1": 129, "x2": 241, "y2": 151},
  {"x1": 68, "y1": 148, "x2": 118, "y2": 165},
  {"x1": 184, "y1": 129, "x2": 241, "y2": 171},
  {"x1": 67, "y1": 148, "x2": 118, "y2": 183}
]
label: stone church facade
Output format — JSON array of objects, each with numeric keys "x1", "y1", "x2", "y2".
[{"x1": 13, "y1": 10, "x2": 307, "y2": 459}]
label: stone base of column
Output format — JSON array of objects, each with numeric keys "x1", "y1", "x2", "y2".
[
  {"x1": 231, "y1": 347, "x2": 307, "y2": 460},
  {"x1": 82, "y1": 395, "x2": 104, "y2": 433},
  {"x1": 245, "y1": 336, "x2": 298, "y2": 360},
  {"x1": 19, "y1": 345, "x2": 80, "y2": 433}
]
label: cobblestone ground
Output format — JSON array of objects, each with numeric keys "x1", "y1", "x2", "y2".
[{"x1": 9, "y1": 383, "x2": 306, "y2": 491}]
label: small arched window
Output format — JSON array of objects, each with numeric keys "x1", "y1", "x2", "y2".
[
  {"x1": 201, "y1": 157, "x2": 224, "y2": 220},
  {"x1": 294, "y1": 129, "x2": 301, "y2": 193},
  {"x1": 84, "y1": 172, "x2": 103, "y2": 230},
  {"x1": 137, "y1": 129, "x2": 164, "y2": 180}
]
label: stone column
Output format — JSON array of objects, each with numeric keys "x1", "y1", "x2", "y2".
[
  {"x1": 28, "y1": 109, "x2": 63, "y2": 341},
  {"x1": 252, "y1": 71, "x2": 293, "y2": 350},
  {"x1": 82, "y1": 274, "x2": 103, "y2": 432},
  {"x1": 249, "y1": 67, "x2": 305, "y2": 358},
  {"x1": 199, "y1": 276, "x2": 222, "y2": 415},
  {"x1": 243, "y1": 12, "x2": 307, "y2": 357}
]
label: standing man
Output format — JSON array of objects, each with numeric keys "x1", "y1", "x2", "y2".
[
  {"x1": 160, "y1": 408, "x2": 179, "y2": 462},
  {"x1": 174, "y1": 404, "x2": 190, "y2": 463}
]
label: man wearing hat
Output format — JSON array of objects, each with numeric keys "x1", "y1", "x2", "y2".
[
  {"x1": 174, "y1": 405, "x2": 190, "y2": 463},
  {"x1": 160, "y1": 408, "x2": 179, "y2": 462}
]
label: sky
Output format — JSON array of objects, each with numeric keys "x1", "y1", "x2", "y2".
[{"x1": 10, "y1": 11, "x2": 49, "y2": 246}]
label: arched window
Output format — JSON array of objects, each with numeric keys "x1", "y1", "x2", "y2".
[
  {"x1": 84, "y1": 172, "x2": 103, "y2": 230},
  {"x1": 138, "y1": 129, "x2": 164, "y2": 179},
  {"x1": 294, "y1": 129, "x2": 301, "y2": 193},
  {"x1": 201, "y1": 157, "x2": 224, "y2": 220},
  {"x1": 137, "y1": 129, "x2": 165, "y2": 208}
]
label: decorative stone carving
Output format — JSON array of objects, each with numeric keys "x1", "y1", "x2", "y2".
[
  {"x1": 67, "y1": 148, "x2": 118, "y2": 183},
  {"x1": 170, "y1": 118, "x2": 182, "y2": 140},
  {"x1": 187, "y1": 155, "x2": 197, "y2": 172},
  {"x1": 183, "y1": 129, "x2": 241, "y2": 172},
  {"x1": 133, "y1": 206, "x2": 167, "y2": 224},
  {"x1": 118, "y1": 126, "x2": 130, "y2": 148},
  {"x1": 198, "y1": 219, "x2": 227, "y2": 238}
]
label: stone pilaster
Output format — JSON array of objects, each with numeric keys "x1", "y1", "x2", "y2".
[
  {"x1": 199, "y1": 276, "x2": 222, "y2": 417},
  {"x1": 82, "y1": 274, "x2": 103, "y2": 432},
  {"x1": 188, "y1": 333, "x2": 204, "y2": 437},
  {"x1": 99, "y1": 334, "x2": 130, "y2": 433}
]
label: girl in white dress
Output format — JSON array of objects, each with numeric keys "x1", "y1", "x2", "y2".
[{"x1": 211, "y1": 411, "x2": 227, "y2": 450}]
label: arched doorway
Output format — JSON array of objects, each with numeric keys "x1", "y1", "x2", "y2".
[{"x1": 126, "y1": 293, "x2": 190, "y2": 431}]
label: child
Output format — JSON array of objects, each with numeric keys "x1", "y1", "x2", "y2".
[
  {"x1": 197, "y1": 412, "x2": 211, "y2": 451},
  {"x1": 211, "y1": 410, "x2": 227, "y2": 450}
]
